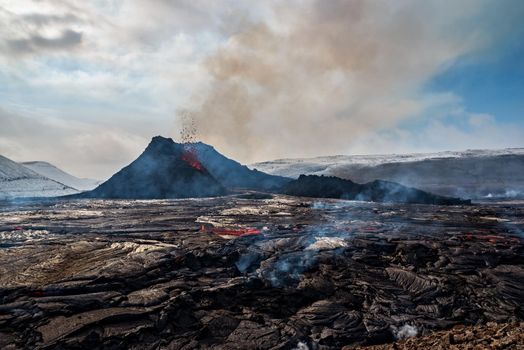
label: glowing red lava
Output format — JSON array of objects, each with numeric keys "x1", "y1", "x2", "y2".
[
  {"x1": 200, "y1": 224, "x2": 261, "y2": 237},
  {"x1": 181, "y1": 147, "x2": 204, "y2": 171}
]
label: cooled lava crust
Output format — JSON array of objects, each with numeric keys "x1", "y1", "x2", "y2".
[{"x1": 0, "y1": 195, "x2": 522, "y2": 349}]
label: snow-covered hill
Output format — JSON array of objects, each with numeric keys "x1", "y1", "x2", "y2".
[
  {"x1": 0, "y1": 155, "x2": 79, "y2": 198},
  {"x1": 252, "y1": 148, "x2": 524, "y2": 176},
  {"x1": 251, "y1": 148, "x2": 524, "y2": 199},
  {"x1": 21, "y1": 161, "x2": 100, "y2": 191}
]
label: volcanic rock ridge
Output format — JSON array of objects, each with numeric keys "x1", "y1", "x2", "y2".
[
  {"x1": 77, "y1": 136, "x2": 226, "y2": 199},
  {"x1": 189, "y1": 142, "x2": 290, "y2": 190},
  {"x1": 281, "y1": 175, "x2": 471, "y2": 205},
  {"x1": 76, "y1": 136, "x2": 470, "y2": 204}
]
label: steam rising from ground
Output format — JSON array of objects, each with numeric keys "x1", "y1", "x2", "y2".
[
  {"x1": 180, "y1": 0, "x2": 499, "y2": 163},
  {"x1": 235, "y1": 202, "x2": 356, "y2": 288},
  {"x1": 391, "y1": 324, "x2": 418, "y2": 340}
]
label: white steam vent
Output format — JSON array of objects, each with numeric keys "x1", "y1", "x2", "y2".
[
  {"x1": 391, "y1": 324, "x2": 418, "y2": 340},
  {"x1": 292, "y1": 341, "x2": 310, "y2": 350}
]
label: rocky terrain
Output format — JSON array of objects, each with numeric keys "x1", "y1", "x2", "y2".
[
  {"x1": 71, "y1": 136, "x2": 470, "y2": 206},
  {"x1": 252, "y1": 149, "x2": 524, "y2": 200},
  {"x1": 77, "y1": 136, "x2": 226, "y2": 199},
  {"x1": 190, "y1": 142, "x2": 289, "y2": 191},
  {"x1": 281, "y1": 175, "x2": 469, "y2": 205},
  {"x1": 349, "y1": 322, "x2": 524, "y2": 350},
  {"x1": 0, "y1": 195, "x2": 522, "y2": 349}
]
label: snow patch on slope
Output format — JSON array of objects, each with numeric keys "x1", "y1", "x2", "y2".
[
  {"x1": 251, "y1": 148, "x2": 524, "y2": 178},
  {"x1": 22, "y1": 161, "x2": 100, "y2": 191},
  {"x1": 251, "y1": 148, "x2": 524, "y2": 199},
  {"x1": 0, "y1": 155, "x2": 78, "y2": 198}
]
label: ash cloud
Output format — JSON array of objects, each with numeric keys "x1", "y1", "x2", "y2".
[{"x1": 181, "y1": 0, "x2": 518, "y2": 163}]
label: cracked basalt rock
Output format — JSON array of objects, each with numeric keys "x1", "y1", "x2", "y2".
[
  {"x1": 347, "y1": 322, "x2": 524, "y2": 350},
  {"x1": 0, "y1": 195, "x2": 522, "y2": 349},
  {"x1": 281, "y1": 175, "x2": 470, "y2": 205}
]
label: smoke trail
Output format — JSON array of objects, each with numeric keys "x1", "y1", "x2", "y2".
[{"x1": 179, "y1": 0, "x2": 491, "y2": 164}]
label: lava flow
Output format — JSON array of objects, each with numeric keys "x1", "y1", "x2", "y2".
[
  {"x1": 0, "y1": 196, "x2": 522, "y2": 350},
  {"x1": 200, "y1": 224, "x2": 261, "y2": 238},
  {"x1": 181, "y1": 146, "x2": 204, "y2": 172}
]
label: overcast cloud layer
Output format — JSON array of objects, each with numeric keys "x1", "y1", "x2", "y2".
[{"x1": 0, "y1": 0, "x2": 523, "y2": 179}]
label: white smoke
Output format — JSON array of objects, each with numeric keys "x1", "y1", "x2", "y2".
[
  {"x1": 391, "y1": 324, "x2": 418, "y2": 340},
  {"x1": 292, "y1": 341, "x2": 310, "y2": 350},
  {"x1": 180, "y1": 0, "x2": 514, "y2": 164}
]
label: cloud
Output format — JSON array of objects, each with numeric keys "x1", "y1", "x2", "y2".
[
  {"x1": 7, "y1": 29, "x2": 82, "y2": 54},
  {"x1": 347, "y1": 109, "x2": 524, "y2": 155},
  {"x1": 179, "y1": 0, "x2": 522, "y2": 162},
  {"x1": 19, "y1": 13, "x2": 83, "y2": 27},
  {"x1": 0, "y1": 2, "x2": 89, "y2": 58},
  {"x1": 0, "y1": 108, "x2": 146, "y2": 179},
  {"x1": 0, "y1": 0, "x2": 522, "y2": 179}
]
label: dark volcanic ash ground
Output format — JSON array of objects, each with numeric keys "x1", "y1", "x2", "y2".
[{"x1": 0, "y1": 196, "x2": 523, "y2": 349}]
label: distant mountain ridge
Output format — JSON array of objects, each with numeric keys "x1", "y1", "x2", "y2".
[
  {"x1": 2, "y1": 136, "x2": 489, "y2": 203},
  {"x1": 21, "y1": 161, "x2": 100, "y2": 191},
  {"x1": 253, "y1": 148, "x2": 524, "y2": 172},
  {"x1": 281, "y1": 175, "x2": 469, "y2": 205},
  {"x1": 252, "y1": 148, "x2": 524, "y2": 199},
  {"x1": 0, "y1": 155, "x2": 78, "y2": 198},
  {"x1": 78, "y1": 136, "x2": 470, "y2": 205}
]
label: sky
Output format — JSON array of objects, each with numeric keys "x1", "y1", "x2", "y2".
[{"x1": 0, "y1": 0, "x2": 523, "y2": 179}]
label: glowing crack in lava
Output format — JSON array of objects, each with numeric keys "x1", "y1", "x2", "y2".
[
  {"x1": 200, "y1": 224, "x2": 261, "y2": 238},
  {"x1": 181, "y1": 145, "x2": 204, "y2": 171}
]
